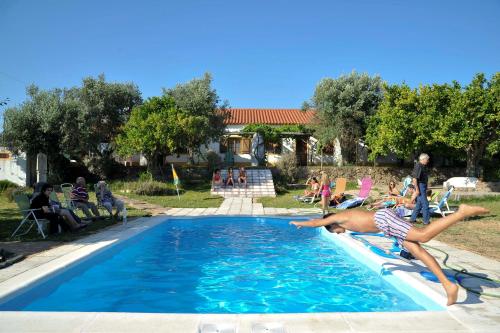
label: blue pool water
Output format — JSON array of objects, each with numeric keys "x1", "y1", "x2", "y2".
[{"x1": 0, "y1": 216, "x2": 441, "y2": 313}]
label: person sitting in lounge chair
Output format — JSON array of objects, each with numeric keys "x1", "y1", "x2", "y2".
[
  {"x1": 369, "y1": 185, "x2": 416, "y2": 210},
  {"x1": 212, "y1": 169, "x2": 223, "y2": 188},
  {"x1": 290, "y1": 204, "x2": 490, "y2": 306},
  {"x1": 387, "y1": 180, "x2": 400, "y2": 196},
  {"x1": 304, "y1": 177, "x2": 320, "y2": 197},
  {"x1": 71, "y1": 177, "x2": 102, "y2": 220},
  {"x1": 32, "y1": 182, "x2": 87, "y2": 227},
  {"x1": 96, "y1": 181, "x2": 125, "y2": 218},
  {"x1": 238, "y1": 167, "x2": 247, "y2": 188},
  {"x1": 31, "y1": 183, "x2": 86, "y2": 234}
]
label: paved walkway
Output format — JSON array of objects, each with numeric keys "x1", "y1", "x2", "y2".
[{"x1": 118, "y1": 195, "x2": 323, "y2": 216}]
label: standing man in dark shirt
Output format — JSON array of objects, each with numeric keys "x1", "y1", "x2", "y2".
[{"x1": 410, "y1": 153, "x2": 430, "y2": 224}]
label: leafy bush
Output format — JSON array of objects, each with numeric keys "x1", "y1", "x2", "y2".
[
  {"x1": 205, "y1": 150, "x2": 221, "y2": 172},
  {"x1": 138, "y1": 171, "x2": 153, "y2": 182},
  {"x1": 134, "y1": 181, "x2": 175, "y2": 196},
  {"x1": 0, "y1": 180, "x2": 19, "y2": 193},
  {"x1": 139, "y1": 181, "x2": 175, "y2": 195},
  {"x1": 2, "y1": 186, "x2": 25, "y2": 202},
  {"x1": 275, "y1": 152, "x2": 299, "y2": 183}
]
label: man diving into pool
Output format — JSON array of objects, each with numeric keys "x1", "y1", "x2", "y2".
[{"x1": 290, "y1": 204, "x2": 489, "y2": 306}]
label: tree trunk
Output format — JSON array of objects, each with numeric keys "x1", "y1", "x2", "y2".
[{"x1": 466, "y1": 143, "x2": 485, "y2": 177}]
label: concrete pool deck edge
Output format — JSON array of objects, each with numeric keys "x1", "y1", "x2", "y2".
[{"x1": 0, "y1": 214, "x2": 499, "y2": 333}]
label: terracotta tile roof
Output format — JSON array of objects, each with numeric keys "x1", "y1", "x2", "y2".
[{"x1": 225, "y1": 108, "x2": 316, "y2": 125}]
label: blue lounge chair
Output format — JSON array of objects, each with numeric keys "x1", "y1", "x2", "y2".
[{"x1": 429, "y1": 186, "x2": 455, "y2": 217}]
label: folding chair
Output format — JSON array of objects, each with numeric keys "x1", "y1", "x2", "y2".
[
  {"x1": 60, "y1": 183, "x2": 75, "y2": 209},
  {"x1": 11, "y1": 193, "x2": 48, "y2": 239}
]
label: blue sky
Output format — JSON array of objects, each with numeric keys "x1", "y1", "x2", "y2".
[{"x1": 1, "y1": 0, "x2": 499, "y2": 117}]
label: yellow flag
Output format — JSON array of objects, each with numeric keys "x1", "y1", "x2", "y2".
[{"x1": 171, "y1": 164, "x2": 180, "y2": 185}]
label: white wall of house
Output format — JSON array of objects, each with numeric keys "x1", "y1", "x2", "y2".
[
  {"x1": 0, "y1": 149, "x2": 29, "y2": 186},
  {"x1": 125, "y1": 124, "x2": 349, "y2": 166}
]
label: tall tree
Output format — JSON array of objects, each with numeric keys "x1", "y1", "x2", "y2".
[
  {"x1": 2, "y1": 75, "x2": 142, "y2": 180},
  {"x1": 365, "y1": 83, "x2": 419, "y2": 160},
  {"x1": 62, "y1": 74, "x2": 142, "y2": 157},
  {"x1": 163, "y1": 73, "x2": 229, "y2": 162},
  {"x1": 306, "y1": 71, "x2": 383, "y2": 163},
  {"x1": 117, "y1": 73, "x2": 229, "y2": 168},
  {"x1": 2, "y1": 85, "x2": 63, "y2": 157},
  {"x1": 437, "y1": 73, "x2": 500, "y2": 176},
  {"x1": 116, "y1": 95, "x2": 177, "y2": 170}
]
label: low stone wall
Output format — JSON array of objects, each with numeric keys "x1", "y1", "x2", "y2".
[{"x1": 304, "y1": 166, "x2": 467, "y2": 187}]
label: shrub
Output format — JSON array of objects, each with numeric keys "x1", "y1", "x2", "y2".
[
  {"x1": 138, "y1": 171, "x2": 153, "y2": 182},
  {"x1": 206, "y1": 150, "x2": 221, "y2": 172},
  {"x1": 3, "y1": 186, "x2": 25, "y2": 202},
  {"x1": 0, "y1": 180, "x2": 19, "y2": 193},
  {"x1": 275, "y1": 152, "x2": 299, "y2": 183},
  {"x1": 134, "y1": 181, "x2": 176, "y2": 196}
]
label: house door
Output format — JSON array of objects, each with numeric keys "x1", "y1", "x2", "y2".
[{"x1": 295, "y1": 138, "x2": 308, "y2": 166}]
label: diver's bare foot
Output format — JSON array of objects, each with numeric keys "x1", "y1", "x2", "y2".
[
  {"x1": 458, "y1": 204, "x2": 490, "y2": 218},
  {"x1": 445, "y1": 283, "x2": 459, "y2": 306}
]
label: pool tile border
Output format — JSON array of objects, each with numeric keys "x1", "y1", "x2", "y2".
[{"x1": 0, "y1": 213, "x2": 498, "y2": 332}]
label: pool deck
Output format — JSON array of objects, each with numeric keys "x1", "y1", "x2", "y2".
[{"x1": 0, "y1": 199, "x2": 499, "y2": 333}]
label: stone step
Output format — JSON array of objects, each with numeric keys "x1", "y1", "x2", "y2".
[{"x1": 212, "y1": 169, "x2": 276, "y2": 198}]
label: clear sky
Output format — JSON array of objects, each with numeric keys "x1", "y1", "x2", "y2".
[{"x1": 1, "y1": 0, "x2": 499, "y2": 116}]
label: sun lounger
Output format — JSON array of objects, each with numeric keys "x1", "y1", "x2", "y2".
[{"x1": 336, "y1": 177, "x2": 372, "y2": 209}]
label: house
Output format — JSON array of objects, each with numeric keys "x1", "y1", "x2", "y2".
[
  {"x1": 159, "y1": 108, "x2": 341, "y2": 166},
  {"x1": 0, "y1": 148, "x2": 41, "y2": 186}
]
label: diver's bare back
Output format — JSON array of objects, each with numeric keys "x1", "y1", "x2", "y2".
[{"x1": 331, "y1": 209, "x2": 380, "y2": 233}]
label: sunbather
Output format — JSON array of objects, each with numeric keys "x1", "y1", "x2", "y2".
[
  {"x1": 290, "y1": 204, "x2": 490, "y2": 305},
  {"x1": 304, "y1": 177, "x2": 320, "y2": 197},
  {"x1": 368, "y1": 185, "x2": 416, "y2": 210},
  {"x1": 388, "y1": 180, "x2": 400, "y2": 196}
]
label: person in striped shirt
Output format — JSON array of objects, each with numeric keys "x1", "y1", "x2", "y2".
[
  {"x1": 71, "y1": 177, "x2": 101, "y2": 220},
  {"x1": 290, "y1": 204, "x2": 489, "y2": 306}
]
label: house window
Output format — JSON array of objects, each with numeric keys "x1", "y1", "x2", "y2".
[
  {"x1": 220, "y1": 137, "x2": 251, "y2": 154},
  {"x1": 266, "y1": 142, "x2": 282, "y2": 154},
  {"x1": 228, "y1": 138, "x2": 240, "y2": 154}
]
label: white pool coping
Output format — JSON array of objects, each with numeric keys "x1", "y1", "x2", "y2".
[{"x1": 0, "y1": 215, "x2": 498, "y2": 332}]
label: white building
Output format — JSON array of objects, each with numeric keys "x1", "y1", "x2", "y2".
[
  {"x1": 0, "y1": 148, "x2": 36, "y2": 186},
  {"x1": 122, "y1": 108, "x2": 341, "y2": 167}
]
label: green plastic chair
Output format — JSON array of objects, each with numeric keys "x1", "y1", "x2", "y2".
[
  {"x1": 11, "y1": 193, "x2": 47, "y2": 239},
  {"x1": 60, "y1": 183, "x2": 75, "y2": 209}
]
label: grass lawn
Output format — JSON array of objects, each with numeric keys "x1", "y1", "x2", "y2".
[
  {"x1": 113, "y1": 181, "x2": 224, "y2": 208},
  {"x1": 434, "y1": 196, "x2": 500, "y2": 260},
  {"x1": 0, "y1": 194, "x2": 149, "y2": 242}
]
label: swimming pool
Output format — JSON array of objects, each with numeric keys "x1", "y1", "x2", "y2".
[{"x1": 0, "y1": 216, "x2": 442, "y2": 313}]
